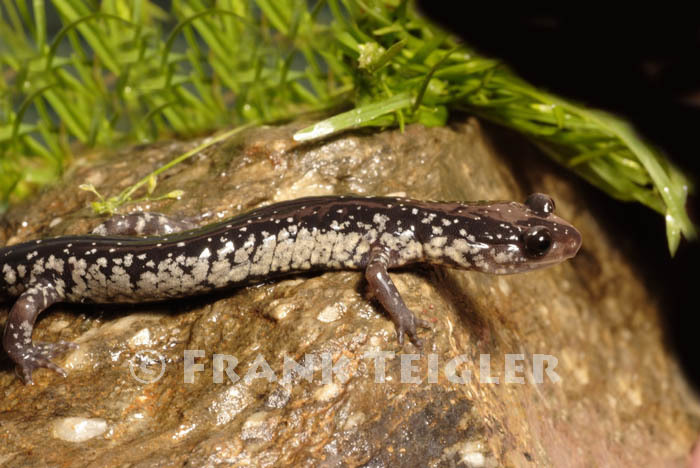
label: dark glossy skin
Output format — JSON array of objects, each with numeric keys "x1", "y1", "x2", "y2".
[{"x1": 1, "y1": 194, "x2": 581, "y2": 384}]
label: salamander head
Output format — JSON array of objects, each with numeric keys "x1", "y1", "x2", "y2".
[
  {"x1": 423, "y1": 193, "x2": 581, "y2": 274},
  {"x1": 468, "y1": 193, "x2": 581, "y2": 274}
]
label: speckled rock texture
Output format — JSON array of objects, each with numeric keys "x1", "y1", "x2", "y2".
[{"x1": 1, "y1": 120, "x2": 698, "y2": 467}]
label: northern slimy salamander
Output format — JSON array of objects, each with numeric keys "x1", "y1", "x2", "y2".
[{"x1": 1, "y1": 193, "x2": 581, "y2": 384}]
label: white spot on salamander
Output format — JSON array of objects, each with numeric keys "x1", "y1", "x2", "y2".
[
  {"x1": 3, "y1": 264, "x2": 16, "y2": 285},
  {"x1": 44, "y1": 255, "x2": 64, "y2": 274},
  {"x1": 372, "y1": 213, "x2": 389, "y2": 231},
  {"x1": 217, "y1": 241, "x2": 235, "y2": 257}
]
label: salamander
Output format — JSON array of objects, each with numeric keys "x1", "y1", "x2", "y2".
[{"x1": 1, "y1": 193, "x2": 581, "y2": 384}]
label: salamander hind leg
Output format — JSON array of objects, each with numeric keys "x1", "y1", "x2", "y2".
[
  {"x1": 92, "y1": 213, "x2": 198, "y2": 237},
  {"x1": 365, "y1": 248, "x2": 432, "y2": 347},
  {"x1": 2, "y1": 281, "x2": 77, "y2": 384}
]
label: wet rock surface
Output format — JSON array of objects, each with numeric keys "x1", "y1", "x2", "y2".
[{"x1": 1, "y1": 120, "x2": 698, "y2": 467}]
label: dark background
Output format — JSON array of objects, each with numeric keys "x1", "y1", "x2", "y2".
[{"x1": 416, "y1": 4, "x2": 700, "y2": 390}]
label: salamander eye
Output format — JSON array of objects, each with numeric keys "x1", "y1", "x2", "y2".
[
  {"x1": 523, "y1": 226, "x2": 552, "y2": 257},
  {"x1": 525, "y1": 193, "x2": 555, "y2": 216}
]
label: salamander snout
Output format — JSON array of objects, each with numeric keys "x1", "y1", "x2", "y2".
[{"x1": 562, "y1": 223, "x2": 582, "y2": 259}]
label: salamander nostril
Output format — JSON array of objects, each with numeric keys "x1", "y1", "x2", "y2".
[{"x1": 564, "y1": 228, "x2": 582, "y2": 258}]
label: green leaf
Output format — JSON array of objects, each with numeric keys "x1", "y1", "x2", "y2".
[{"x1": 294, "y1": 92, "x2": 412, "y2": 141}]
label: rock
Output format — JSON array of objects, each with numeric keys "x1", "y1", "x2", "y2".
[
  {"x1": 52, "y1": 417, "x2": 108, "y2": 442},
  {"x1": 0, "y1": 120, "x2": 697, "y2": 466}
]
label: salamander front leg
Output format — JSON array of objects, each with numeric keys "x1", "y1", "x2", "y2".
[
  {"x1": 2, "y1": 281, "x2": 77, "y2": 384},
  {"x1": 365, "y1": 248, "x2": 431, "y2": 347}
]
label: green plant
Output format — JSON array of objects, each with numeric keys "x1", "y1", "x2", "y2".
[{"x1": 0, "y1": 0, "x2": 694, "y2": 254}]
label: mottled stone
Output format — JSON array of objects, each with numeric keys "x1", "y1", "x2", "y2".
[{"x1": 0, "y1": 120, "x2": 697, "y2": 466}]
